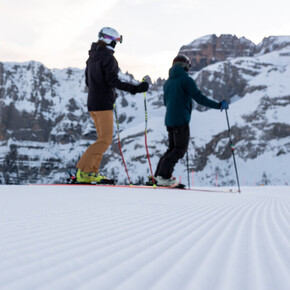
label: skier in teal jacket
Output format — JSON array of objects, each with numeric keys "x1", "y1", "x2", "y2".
[{"x1": 154, "y1": 54, "x2": 229, "y2": 186}]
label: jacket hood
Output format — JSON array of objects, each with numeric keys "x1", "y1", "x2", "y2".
[
  {"x1": 168, "y1": 64, "x2": 187, "y2": 79},
  {"x1": 88, "y1": 42, "x2": 114, "y2": 60}
]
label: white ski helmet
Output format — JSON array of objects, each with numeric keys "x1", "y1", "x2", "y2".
[{"x1": 98, "y1": 27, "x2": 123, "y2": 45}]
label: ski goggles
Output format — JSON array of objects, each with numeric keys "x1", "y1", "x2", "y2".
[{"x1": 101, "y1": 33, "x2": 123, "y2": 43}]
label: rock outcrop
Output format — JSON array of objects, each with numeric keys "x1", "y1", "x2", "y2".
[{"x1": 179, "y1": 34, "x2": 256, "y2": 71}]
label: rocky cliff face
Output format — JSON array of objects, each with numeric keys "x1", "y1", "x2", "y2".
[
  {"x1": 1, "y1": 35, "x2": 290, "y2": 186},
  {"x1": 256, "y1": 36, "x2": 290, "y2": 55},
  {"x1": 0, "y1": 61, "x2": 88, "y2": 183},
  {"x1": 179, "y1": 34, "x2": 256, "y2": 71},
  {"x1": 179, "y1": 34, "x2": 290, "y2": 72}
]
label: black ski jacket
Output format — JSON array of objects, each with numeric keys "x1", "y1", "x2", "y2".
[{"x1": 85, "y1": 43, "x2": 136, "y2": 111}]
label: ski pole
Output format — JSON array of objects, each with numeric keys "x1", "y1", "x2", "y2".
[
  {"x1": 225, "y1": 109, "x2": 241, "y2": 193},
  {"x1": 186, "y1": 151, "x2": 190, "y2": 189},
  {"x1": 113, "y1": 103, "x2": 132, "y2": 185},
  {"x1": 142, "y1": 78, "x2": 156, "y2": 186}
]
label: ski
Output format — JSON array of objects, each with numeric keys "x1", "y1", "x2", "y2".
[
  {"x1": 30, "y1": 183, "x2": 186, "y2": 190},
  {"x1": 66, "y1": 173, "x2": 186, "y2": 190},
  {"x1": 67, "y1": 171, "x2": 115, "y2": 185},
  {"x1": 30, "y1": 172, "x2": 239, "y2": 192},
  {"x1": 145, "y1": 176, "x2": 238, "y2": 192},
  {"x1": 31, "y1": 182, "x2": 238, "y2": 192}
]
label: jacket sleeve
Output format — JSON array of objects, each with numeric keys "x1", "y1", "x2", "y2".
[
  {"x1": 85, "y1": 66, "x2": 88, "y2": 87},
  {"x1": 185, "y1": 77, "x2": 220, "y2": 109},
  {"x1": 103, "y1": 54, "x2": 137, "y2": 93}
]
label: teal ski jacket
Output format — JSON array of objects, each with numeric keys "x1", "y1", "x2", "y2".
[{"x1": 163, "y1": 64, "x2": 220, "y2": 127}]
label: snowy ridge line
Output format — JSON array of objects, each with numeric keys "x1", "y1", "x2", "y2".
[{"x1": 29, "y1": 183, "x2": 239, "y2": 193}]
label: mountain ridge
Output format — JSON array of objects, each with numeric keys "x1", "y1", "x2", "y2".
[
  {"x1": 1, "y1": 34, "x2": 290, "y2": 185},
  {"x1": 179, "y1": 34, "x2": 290, "y2": 71}
]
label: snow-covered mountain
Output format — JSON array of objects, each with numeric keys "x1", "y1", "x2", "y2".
[
  {"x1": 0, "y1": 35, "x2": 290, "y2": 186},
  {"x1": 179, "y1": 34, "x2": 256, "y2": 71},
  {"x1": 179, "y1": 34, "x2": 290, "y2": 72}
]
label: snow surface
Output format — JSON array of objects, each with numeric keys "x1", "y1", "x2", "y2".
[{"x1": 0, "y1": 185, "x2": 289, "y2": 290}]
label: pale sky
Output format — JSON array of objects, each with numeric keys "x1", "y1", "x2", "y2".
[{"x1": 0, "y1": 0, "x2": 289, "y2": 81}]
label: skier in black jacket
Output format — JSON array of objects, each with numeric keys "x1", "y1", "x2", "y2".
[{"x1": 76, "y1": 27, "x2": 149, "y2": 183}]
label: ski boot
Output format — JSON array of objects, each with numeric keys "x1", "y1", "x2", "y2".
[
  {"x1": 146, "y1": 175, "x2": 185, "y2": 189},
  {"x1": 76, "y1": 170, "x2": 115, "y2": 185}
]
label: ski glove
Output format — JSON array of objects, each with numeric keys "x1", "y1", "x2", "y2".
[
  {"x1": 129, "y1": 82, "x2": 149, "y2": 95},
  {"x1": 219, "y1": 100, "x2": 229, "y2": 111},
  {"x1": 136, "y1": 82, "x2": 149, "y2": 93}
]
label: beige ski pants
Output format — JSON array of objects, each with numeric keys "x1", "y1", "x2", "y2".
[{"x1": 76, "y1": 110, "x2": 113, "y2": 173}]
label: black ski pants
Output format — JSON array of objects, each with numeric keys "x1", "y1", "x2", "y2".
[{"x1": 155, "y1": 124, "x2": 189, "y2": 179}]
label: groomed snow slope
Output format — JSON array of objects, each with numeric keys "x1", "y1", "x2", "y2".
[{"x1": 0, "y1": 185, "x2": 289, "y2": 290}]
